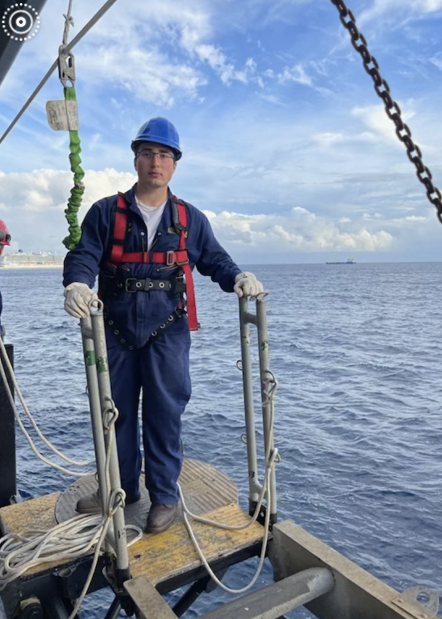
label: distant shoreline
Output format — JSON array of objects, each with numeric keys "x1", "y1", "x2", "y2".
[{"x1": 0, "y1": 264, "x2": 63, "y2": 269}]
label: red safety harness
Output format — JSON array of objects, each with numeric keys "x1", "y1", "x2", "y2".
[{"x1": 107, "y1": 192, "x2": 198, "y2": 331}]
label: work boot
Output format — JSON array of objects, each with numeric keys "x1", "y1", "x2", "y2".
[
  {"x1": 76, "y1": 489, "x2": 141, "y2": 514},
  {"x1": 145, "y1": 503, "x2": 178, "y2": 534}
]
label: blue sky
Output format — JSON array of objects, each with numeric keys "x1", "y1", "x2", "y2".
[{"x1": 1, "y1": 0, "x2": 442, "y2": 262}]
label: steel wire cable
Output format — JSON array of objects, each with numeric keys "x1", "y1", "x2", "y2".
[{"x1": 0, "y1": 0, "x2": 119, "y2": 146}]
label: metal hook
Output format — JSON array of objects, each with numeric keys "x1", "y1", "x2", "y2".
[{"x1": 58, "y1": 45, "x2": 76, "y2": 86}]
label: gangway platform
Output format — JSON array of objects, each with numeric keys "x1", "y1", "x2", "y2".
[
  {"x1": 1, "y1": 461, "x2": 439, "y2": 619},
  {"x1": 0, "y1": 459, "x2": 266, "y2": 616}
]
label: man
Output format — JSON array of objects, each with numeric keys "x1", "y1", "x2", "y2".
[
  {"x1": 63, "y1": 117, "x2": 263, "y2": 533},
  {"x1": 0, "y1": 220, "x2": 11, "y2": 338}
]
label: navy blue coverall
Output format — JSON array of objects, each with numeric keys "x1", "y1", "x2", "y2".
[{"x1": 63, "y1": 185, "x2": 241, "y2": 504}]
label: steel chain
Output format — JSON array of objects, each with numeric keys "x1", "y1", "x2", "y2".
[{"x1": 330, "y1": 0, "x2": 442, "y2": 224}]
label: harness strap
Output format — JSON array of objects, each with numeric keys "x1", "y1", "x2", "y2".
[
  {"x1": 106, "y1": 192, "x2": 199, "y2": 333},
  {"x1": 149, "y1": 306, "x2": 187, "y2": 342},
  {"x1": 120, "y1": 250, "x2": 188, "y2": 264},
  {"x1": 175, "y1": 199, "x2": 198, "y2": 332},
  {"x1": 105, "y1": 305, "x2": 186, "y2": 350},
  {"x1": 108, "y1": 192, "x2": 128, "y2": 265}
]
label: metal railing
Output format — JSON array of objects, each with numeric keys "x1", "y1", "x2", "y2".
[{"x1": 238, "y1": 295, "x2": 278, "y2": 522}]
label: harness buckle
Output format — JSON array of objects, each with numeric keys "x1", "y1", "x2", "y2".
[
  {"x1": 125, "y1": 278, "x2": 136, "y2": 292},
  {"x1": 176, "y1": 253, "x2": 189, "y2": 266},
  {"x1": 166, "y1": 251, "x2": 175, "y2": 266}
]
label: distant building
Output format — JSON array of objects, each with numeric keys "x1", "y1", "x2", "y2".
[{"x1": 0, "y1": 252, "x2": 65, "y2": 268}]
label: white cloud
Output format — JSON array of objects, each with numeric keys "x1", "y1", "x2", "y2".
[
  {"x1": 0, "y1": 168, "x2": 136, "y2": 252},
  {"x1": 429, "y1": 53, "x2": 442, "y2": 71},
  {"x1": 75, "y1": 45, "x2": 205, "y2": 108},
  {"x1": 203, "y1": 207, "x2": 394, "y2": 252},
  {"x1": 190, "y1": 45, "x2": 257, "y2": 85},
  {"x1": 351, "y1": 104, "x2": 415, "y2": 145},
  {"x1": 360, "y1": 0, "x2": 442, "y2": 23},
  {"x1": 0, "y1": 166, "x2": 397, "y2": 255},
  {"x1": 313, "y1": 132, "x2": 345, "y2": 147},
  {"x1": 278, "y1": 63, "x2": 313, "y2": 87},
  {"x1": 1, "y1": 0, "x2": 255, "y2": 109},
  {"x1": 257, "y1": 93, "x2": 285, "y2": 106}
]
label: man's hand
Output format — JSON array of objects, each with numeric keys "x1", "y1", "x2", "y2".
[
  {"x1": 234, "y1": 272, "x2": 264, "y2": 298},
  {"x1": 64, "y1": 282, "x2": 98, "y2": 319}
]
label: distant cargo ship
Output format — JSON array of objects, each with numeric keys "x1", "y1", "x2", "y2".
[
  {"x1": 326, "y1": 257, "x2": 356, "y2": 265},
  {"x1": 0, "y1": 252, "x2": 65, "y2": 268}
]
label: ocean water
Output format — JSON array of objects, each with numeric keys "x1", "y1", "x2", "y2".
[{"x1": 1, "y1": 262, "x2": 442, "y2": 617}]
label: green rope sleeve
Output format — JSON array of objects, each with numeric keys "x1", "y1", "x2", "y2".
[{"x1": 62, "y1": 85, "x2": 85, "y2": 250}]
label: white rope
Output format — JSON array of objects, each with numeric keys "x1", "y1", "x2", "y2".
[
  {"x1": 0, "y1": 300, "x2": 137, "y2": 616},
  {"x1": 62, "y1": 0, "x2": 75, "y2": 46},
  {"x1": 64, "y1": 405, "x2": 140, "y2": 619},
  {"x1": 0, "y1": 337, "x2": 94, "y2": 476},
  {"x1": 179, "y1": 374, "x2": 278, "y2": 594},
  {"x1": 0, "y1": 405, "x2": 142, "y2": 618},
  {"x1": 0, "y1": 501, "x2": 142, "y2": 605},
  {"x1": 178, "y1": 453, "x2": 276, "y2": 595}
]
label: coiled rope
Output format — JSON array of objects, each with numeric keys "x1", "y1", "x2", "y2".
[{"x1": 0, "y1": 409, "x2": 142, "y2": 618}]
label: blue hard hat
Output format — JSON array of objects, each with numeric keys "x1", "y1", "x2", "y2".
[{"x1": 131, "y1": 117, "x2": 182, "y2": 160}]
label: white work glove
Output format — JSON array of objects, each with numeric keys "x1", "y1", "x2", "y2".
[
  {"x1": 234, "y1": 272, "x2": 264, "y2": 298},
  {"x1": 64, "y1": 282, "x2": 98, "y2": 319}
]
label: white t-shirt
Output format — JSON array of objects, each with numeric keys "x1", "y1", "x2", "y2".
[{"x1": 135, "y1": 197, "x2": 167, "y2": 250}]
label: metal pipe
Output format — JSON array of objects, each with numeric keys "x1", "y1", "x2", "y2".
[
  {"x1": 256, "y1": 297, "x2": 277, "y2": 518},
  {"x1": 172, "y1": 575, "x2": 212, "y2": 617},
  {"x1": 197, "y1": 568, "x2": 334, "y2": 618},
  {"x1": 283, "y1": 567, "x2": 335, "y2": 610},
  {"x1": 43, "y1": 596, "x2": 76, "y2": 619},
  {"x1": 243, "y1": 312, "x2": 257, "y2": 325},
  {"x1": 239, "y1": 297, "x2": 261, "y2": 505},
  {"x1": 80, "y1": 316, "x2": 114, "y2": 552},
  {"x1": 103, "y1": 596, "x2": 122, "y2": 619},
  {"x1": 89, "y1": 302, "x2": 129, "y2": 574}
]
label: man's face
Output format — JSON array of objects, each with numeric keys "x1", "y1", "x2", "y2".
[{"x1": 134, "y1": 142, "x2": 177, "y2": 189}]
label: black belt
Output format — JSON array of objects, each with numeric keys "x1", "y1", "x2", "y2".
[{"x1": 124, "y1": 277, "x2": 186, "y2": 293}]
